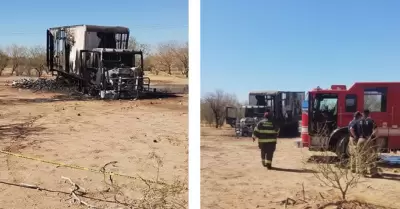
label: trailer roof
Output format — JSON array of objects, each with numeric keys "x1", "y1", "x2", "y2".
[
  {"x1": 92, "y1": 48, "x2": 142, "y2": 53},
  {"x1": 48, "y1": 24, "x2": 129, "y2": 33},
  {"x1": 249, "y1": 91, "x2": 279, "y2": 95}
]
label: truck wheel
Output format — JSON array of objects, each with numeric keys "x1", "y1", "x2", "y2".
[{"x1": 335, "y1": 136, "x2": 349, "y2": 159}]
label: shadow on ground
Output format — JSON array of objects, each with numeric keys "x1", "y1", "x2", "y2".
[
  {"x1": 0, "y1": 121, "x2": 47, "y2": 141},
  {"x1": 380, "y1": 173, "x2": 400, "y2": 181},
  {"x1": 0, "y1": 92, "x2": 183, "y2": 105},
  {"x1": 271, "y1": 167, "x2": 316, "y2": 173},
  {"x1": 307, "y1": 155, "x2": 340, "y2": 164},
  {"x1": 0, "y1": 94, "x2": 92, "y2": 105},
  {"x1": 318, "y1": 200, "x2": 395, "y2": 209}
]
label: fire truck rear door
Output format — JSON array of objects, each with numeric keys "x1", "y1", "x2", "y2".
[{"x1": 388, "y1": 86, "x2": 400, "y2": 149}]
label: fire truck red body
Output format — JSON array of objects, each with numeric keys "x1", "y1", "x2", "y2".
[{"x1": 298, "y1": 82, "x2": 400, "y2": 156}]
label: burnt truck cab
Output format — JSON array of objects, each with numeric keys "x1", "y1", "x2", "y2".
[
  {"x1": 298, "y1": 83, "x2": 400, "y2": 157},
  {"x1": 79, "y1": 48, "x2": 150, "y2": 98},
  {"x1": 249, "y1": 91, "x2": 305, "y2": 137},
  {"x1": 46, "y1": 24, "x2": 150, "y2": 99}
]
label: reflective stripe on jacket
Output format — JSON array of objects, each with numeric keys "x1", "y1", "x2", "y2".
[{"x1": 253, "y1": 119, "x2": 278, "y2": 143}]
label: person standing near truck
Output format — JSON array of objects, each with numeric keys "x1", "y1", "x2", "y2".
[
  {"x1": 359, "y1": 109, "x2": 380, "y2": 178},
  {"x1": 348, "y1": 111, "x2": 362, "y2": 173},
  {"x1": 252, "y1": 110, "x2": 280, "y2": 169}
]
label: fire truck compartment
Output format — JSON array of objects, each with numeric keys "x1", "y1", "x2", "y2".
[{"x1": 379, "y1": 155, "x2": 400, "y2": 165}]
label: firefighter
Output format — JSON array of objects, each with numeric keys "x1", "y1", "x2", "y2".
[
  {"x1": 359, "y1": 109, "x2": 380, "y2": 178},
  {"x1": 348, "y1": 111, "x2": 362, "y2": 173},
  {"x1": 252, "y1": 111, "x2": 280, "y2": 169}
]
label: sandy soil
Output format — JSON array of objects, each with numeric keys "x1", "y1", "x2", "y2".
[
  {"x1": 0, "y1": 76, "x2": 188, "y2": 209},
  {"x1": 201, "y1": 126, "x2": 400, "y2": 209},
  {"x1": 145, "y1": 72, "x2": 188, "y2": 85}
]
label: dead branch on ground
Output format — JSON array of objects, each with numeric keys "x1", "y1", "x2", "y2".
[{"x1": 61, "y1": 176, "x2": 98, "y2": 208}]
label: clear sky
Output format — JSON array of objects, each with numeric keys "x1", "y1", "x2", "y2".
[
  {"x1": 201, "y1": 0, "x2": 400, "y2": 101},
  {"x1": 0, "y1": 0, "x2": 187, "y2": 47}
]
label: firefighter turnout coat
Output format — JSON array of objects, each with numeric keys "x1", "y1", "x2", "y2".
[{"x1": 252, "y1": 119, "x2": 279, "y2": 143}]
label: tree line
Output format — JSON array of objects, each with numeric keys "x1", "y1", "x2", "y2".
[
  {"x1": 201, "y1": 90, "x2": 240, "y2": 128},
  {"x1": 0, "y1": 37, "x2": 188, "y2": 78},
  {"x1": 201, "y1": 89, "x2": 382, "y2": 129}
]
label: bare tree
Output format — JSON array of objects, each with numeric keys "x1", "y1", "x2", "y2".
[
  {"x1": 7, "y1": 44, "x2": 26, "y2": 76},
  {"x1": 144, "y1": 56, "x2": 157, "y2": 73},
  {"x1": 0, "y1": 38, "x2": 189, "y2": 79},
  {"x1": 0, "y1": 48, "x2": 9, "y2": 76},
  {"x1": 26, "y1": 45, "x2": 47, "y2": 77},
  {"x1": 128, "y1": 37, "x2": 154, "y2": 71},
  {"x1": 128, "y1": 37, "x2": 150, "y2": 56},
  {"x1": 172, "y1": 42, "x2": 188, "y2": 78},
  {"x1": 156, "y1": 42, "x2": 176, "y2": 75},
  {"x1": 201, "y1": 100, "x2": 216, "y2": 126},
  {"x1": 202, "y1": 90, "x2": 239, "y2": 128}
]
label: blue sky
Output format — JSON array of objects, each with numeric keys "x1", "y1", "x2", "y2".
[
  {"x1": 201, "y1": 0, "x2": 400, "y2": 101},
  {"x1": 0, "y1": 0, "x2": 187, "y2": 47}
]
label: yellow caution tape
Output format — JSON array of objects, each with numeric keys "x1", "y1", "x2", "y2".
[{"x1": 0, "y1": 150, "x2": 167, "y2": 185}]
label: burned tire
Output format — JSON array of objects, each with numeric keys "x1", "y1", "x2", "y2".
[{"x1": 335, "y1": 136, "x2": 350, "y2": 159}]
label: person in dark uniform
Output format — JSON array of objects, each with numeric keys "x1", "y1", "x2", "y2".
[
  {"x1": 359, "y1": 109, "x2": 380, "y2": 178},
  {"x1": 252, "y1": 110, "x2": 280, "y2": 169},
  {"x1": 349, "y1": 111, "x2": 362, "y2": 131},
  {"x1": 348, "y1": 111, "x2": 362, "y2": 173},
  {"x1": 361, "y1": 109, "x2": 378, "y2": 139}
]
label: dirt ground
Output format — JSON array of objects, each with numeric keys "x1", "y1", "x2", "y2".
[
  {"x1": 145, "y1": 72, "x2": 188, "y2": 85},
  {"x1": 201, "y1": 126, "x2": 400, "y2": 209},
  {"x1": 0, "y1": 75, "x2": 188, "y2": 209}
]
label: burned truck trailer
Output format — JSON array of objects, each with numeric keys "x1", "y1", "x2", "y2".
[
  {"x1": 249, "y1": 91, "x2": 305, "y2": 137},
  {"x1": 46, "y1": 24, "x2": 150, "y2": 99},
  {"x1": 225, "y1": 91, "x2": 305, "y2": 137}
]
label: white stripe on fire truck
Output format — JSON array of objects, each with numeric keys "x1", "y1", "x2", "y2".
[{"x1": 377, "y1": 127, "x2": 400, "y2": 137}]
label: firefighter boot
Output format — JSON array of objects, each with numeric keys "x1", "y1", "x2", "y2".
[
  {"x1": 265, "y1": 160, "x2": 272, "y2": 169},
  {"x1": 261, "y1": 160, "x2": 267, "y2": 167}
]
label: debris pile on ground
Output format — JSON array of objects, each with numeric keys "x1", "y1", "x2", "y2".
[{"x1": 11, "y1": 78, "x2": 79, "y2": 93}]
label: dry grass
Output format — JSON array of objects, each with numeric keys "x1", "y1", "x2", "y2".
[
  {"x1": 201, "y1": 126, "x2": 400, "y2": 209},
  {"x1": 0, "y1": 76, "x2": 188, "y2": 208}
]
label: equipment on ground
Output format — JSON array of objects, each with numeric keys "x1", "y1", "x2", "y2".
[
  {"x1": 297, "y1": 83, "x2": 400, "y2": 158},
  {"x1": 226, "y1": 105, "x2": 266, "y2": 137},
  {"x1": 46, "y1": 25, "x2": 150, "y2": 99},
  {"x1": 226, "y1": 91, "x2": 305, "y2": 137}
]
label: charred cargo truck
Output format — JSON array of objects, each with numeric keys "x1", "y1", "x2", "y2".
[
  {"x1": 226, "y1": 91, "x2": 305, "y2": 137},
  {"x1": 46, "y1": 25, "x2": 150, "y2": 99}
]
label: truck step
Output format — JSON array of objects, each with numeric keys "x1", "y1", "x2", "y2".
[{"x1": 379, "y1": 155, "x2": 400, "y2": 165}]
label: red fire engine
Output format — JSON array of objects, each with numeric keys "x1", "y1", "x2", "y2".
[{"x1": 297, "y1": 82, "x2": 400, "y2": 156}]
